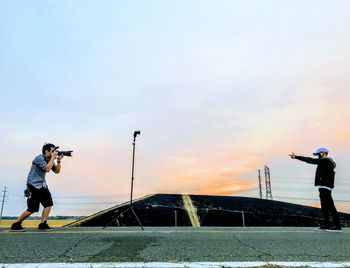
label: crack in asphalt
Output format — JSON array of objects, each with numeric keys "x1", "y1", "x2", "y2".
[
  {"x1": 278, "y1": 253, "x2": 343, "y2": 260},
  {"x1": 58, "y1": 233, "x2": 98, "y2": 259},
  {"x1": 232, "y1": 234, "x2": 273, "y2": 260},
  {"x1": 231, "y1": 234, "x2": 340, "y2": 261}
]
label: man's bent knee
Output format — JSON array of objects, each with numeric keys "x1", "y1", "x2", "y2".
[{"x1": 27, "y1": 208, "x2": 39, "y2": 213}]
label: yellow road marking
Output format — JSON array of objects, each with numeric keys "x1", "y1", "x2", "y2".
[{"x1": 182, "y1": 194, "x2": 201, "y2": 227}]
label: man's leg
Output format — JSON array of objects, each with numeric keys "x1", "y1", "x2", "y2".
[
  {"x1": 38, "y1": 187, "x2": 54, "y2": 230},
  {"x1": 11, "y1": 186, "x2": 39, "y2": 231},
  {"x1": 319, "y1": 189, "x2": 331, "y2": 227},
  {"x1": 16, "y1": 210, "x2": 32, "y2": 223},
  {"x1": 11, "y1": 210, "x2": 33, "y2": 231},
  {"x1": 327, "y1": 192, "x2": 341, "y2": 228},
  {"x1": 41, "y1": 206, "x2": 52, "y2": 223}
]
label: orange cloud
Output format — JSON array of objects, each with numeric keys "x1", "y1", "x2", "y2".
[
  {"x1": 302, "y1": 202, "x2": 320, "y2": 209},
  {"x1": 144, "y1": 149, "x2": 262, "y2": 196},
  {"x1": 195, "y1": 178, "x2": 257, "y2": 196}
]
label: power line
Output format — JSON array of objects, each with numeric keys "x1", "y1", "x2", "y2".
[
  {"x1": 55, "y1": 201, "x2": 124, "y2": 205},
  {"x1": 0, "y1": 187, "x2": 8, "y2": 220},
  {"x1": 274, "y1": 196, "x2": 350, "y2": 203}
]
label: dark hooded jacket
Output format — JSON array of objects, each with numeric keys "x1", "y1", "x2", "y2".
[{"x1": 295, "y1": 156, "x2": 336, "y2": 188}]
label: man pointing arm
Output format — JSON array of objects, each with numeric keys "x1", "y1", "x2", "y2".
[{"x1": 289, "y1": 148, "x2": 341, "y2": 232}]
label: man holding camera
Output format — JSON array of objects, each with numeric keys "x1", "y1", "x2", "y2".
[
  {"x1": 289, "y1": 148, "x2": 342, "y2": 232},
  {"x1": 10, "y1": 143, "x2": 64, "y2": 232}
]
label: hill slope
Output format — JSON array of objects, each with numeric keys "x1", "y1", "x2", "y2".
[{"x1": 66, "y1": 194, "x2": 350, "y2": 227}]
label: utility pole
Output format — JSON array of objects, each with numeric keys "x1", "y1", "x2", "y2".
[
  {"x1": 264, "y1": 166, "x2": 273, "y2": 200},
  {"x1": 0, "y1": 187, "x2": 7, "y2": 221},
  {"x1": 258, "y1": 169, "x2": 263, "y2": 199}
]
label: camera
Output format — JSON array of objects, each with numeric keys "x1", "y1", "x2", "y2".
[
  {"x1": 133, "y1": 131, "x2": 141, "y2": 138},
  {"x1": 53, "y1": 146, "x2": 73, "y2": 157},
  {"x1": 24, "y1": 188, "x2": 31, "y2": 198}
]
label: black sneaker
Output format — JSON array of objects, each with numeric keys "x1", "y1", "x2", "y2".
[
  {"x1": 10, "y1": 222, "x2": 26, "y2": 232},
  {"x1": 38, "y1": 221, "x2": 53, "y2": 231},
  {"x1": 326, "y1": 226, "x2": 342, "y2": 233}
]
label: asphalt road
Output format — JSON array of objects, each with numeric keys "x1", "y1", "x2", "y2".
[{"x1": 0, "y1": 227, "x2": 349, "y2": 264}]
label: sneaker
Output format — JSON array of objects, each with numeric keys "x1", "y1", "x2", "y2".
[
  {"x1": 314, "y1": 225, "x2": 330, "y2": 231},
  {"x1": 326, "y1": 226, "x2": 342, "y2": 233},
  {"x1": 10, "y1": 222, "x2": 26, "y2": 232},
  {"x1": 38, "y1": 221, "x2": 53, "y2": 231}
]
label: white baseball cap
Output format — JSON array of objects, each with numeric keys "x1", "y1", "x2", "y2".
[{"x1": 313, "y1": 147, "x2": 329, "y2": 156}]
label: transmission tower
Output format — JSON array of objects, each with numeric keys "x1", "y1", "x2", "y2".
[
  {"x1": 264, "y1": 166, "x2": 273, "y2": 200},
  {"x1": 258, "y1": 169, "x2": 263, "y2": 199},
  {"x1": 0, "y1": 187, "x2": 7, "y2": 221}
]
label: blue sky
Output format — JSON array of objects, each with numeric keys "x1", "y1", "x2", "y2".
[{"x1": 1, "y1": 1, "x2": 350, "y2": 216}]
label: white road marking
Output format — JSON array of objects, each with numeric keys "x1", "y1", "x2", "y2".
[{"x1": 1, "y1": 262, "x2": 350, "y2": 268}]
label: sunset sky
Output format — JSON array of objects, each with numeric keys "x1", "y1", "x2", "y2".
[{"x1": 1, "y1": 1, "x2": 350, "y2": 216}]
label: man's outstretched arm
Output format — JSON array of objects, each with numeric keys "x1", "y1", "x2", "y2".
[{"x1": 289, "y1": 153, "x2": 320, "y2": 165}]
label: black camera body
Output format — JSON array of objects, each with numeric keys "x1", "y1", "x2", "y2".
[
  {"x1": 133, "y1": 130, "x2": 141, "y2": 138},
  {"x1": 53, "y1": 146, "x2": 73, "y2": 157},
  {"x1": 58, "y1": 150, "x2": 73, "y2": 157},
  {"x1": 24, "y1": 188, "x2": 31, "y2": 198}
]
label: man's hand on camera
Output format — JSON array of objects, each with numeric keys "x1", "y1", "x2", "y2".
[
  {"x1": 51, "y1": 150, "x2": 58, "y2": 159},
  {"x1": 57, "y1": 155, "x2": 64, "y2": 162},
  {"x1": 289, "y1": 153, "x2": 296, "y2": 159}
]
